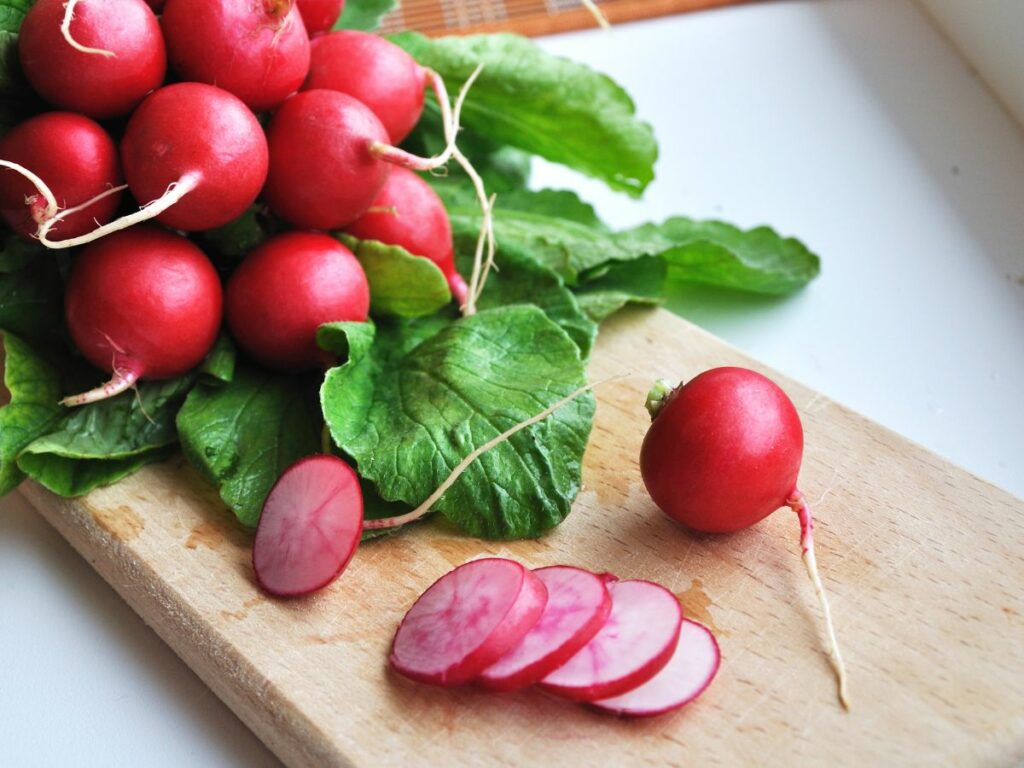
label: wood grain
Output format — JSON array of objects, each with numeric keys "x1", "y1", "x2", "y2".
[{"x1": 18, "y1": 308, "x2": 1024, "y2": 767}]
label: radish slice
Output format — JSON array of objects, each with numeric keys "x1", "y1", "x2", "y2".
[
  {"x1": 390, "y1": 558, "x2": 548, "y2": 686},
  {"x1": 591, "y1": 619, "x2": 721, "y2": 717},
  {"x1": 539, "y1": 579, "x2": 682, "y2": 702},
  {"x1": 477, "y1": 566, "x2": 612, "y2": 691},
  {"x1": 252, "y1": 455, "x2": 363, "y2": 597}
]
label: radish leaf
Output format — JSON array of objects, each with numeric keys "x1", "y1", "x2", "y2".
[
  {"x1": 335, "y1": 0, "x2": 396, "y2": 33},
  {"x1": 337, "y1": 234, "x2": 452, "y2": 318}
]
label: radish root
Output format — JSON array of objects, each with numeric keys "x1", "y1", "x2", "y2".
[
  {"x1": 787, "y1": 488, "x2": 851, "y2": 710},
  {"x1": 61, "y1": 0, "x2": 117, "y2": 57},
  {"x1": 580, "y1": 0, "x2": 611, "y2": 29},
  {"x1": 0, "y1": 159, "x2": 60, "y2": 223},
  {"x1": 61, "y1": 361, "x2": 142, "y2": 407}
]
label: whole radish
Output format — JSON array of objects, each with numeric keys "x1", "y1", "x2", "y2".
[
  {"x1": 161, "y1": 0, "x2": 310, "y2": 112},
  {"x1": 225, "y1": 232, "x2": 370, "y2": 372},
  {"x1": 0, "y1": 112, "x2": 122, "y2": 240},
  {"x1": 18, "y1": 0, "x2": 166, "y2": 120},
  {"x1": 296, "y1": 0, "x2": 345, "y2": 34},
  {"x1": 345, "y1": 167, "x2": 468, "y2": 305},
  {"x1": 63, "y1": 227, "x2": 222, "y2": 406},
  {"x1": 640, "y1": 366, "x2": 850, "y2": 708}
]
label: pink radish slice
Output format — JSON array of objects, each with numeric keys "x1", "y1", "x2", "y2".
[
  {"x1": 390, "y1": 558, "x2": 548, "y2": 686},
  {"x1": 477, "y1": 566, "x2": 612, "y2": 691},
  {"x1": 591, "y1": 619, "x2": 720, "y2": 717},
  {"x1": 539, "y1": 579, "x2": 682, "y2": 702},
  {"x1": 253, "y1": 455, "x2": 363, "y2": 597}
]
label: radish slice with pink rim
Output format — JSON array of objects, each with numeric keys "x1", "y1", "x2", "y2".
[
  {"x1": 539, "y1": 579, "x2": 682, "y2": 702},
  {"x1": 253, "y1": 455, "x2": 363, "y2": 597},
  {"x1": 478, "y1": 566, "x2": 612, "y2": 692},
  {"x1": 390, "y1": 558, "x2": 548, "y2": 686},
  {"x1": 591, "y1": 619, "x2": 720, "y2": 717}
]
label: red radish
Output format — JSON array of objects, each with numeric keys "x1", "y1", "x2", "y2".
[
  {"x1": 391, "y1": 558, "x2": 548, "y2": 686},
  {"x1": 591, "y1": 619, "x2": 720, "y2": 717},
  {"x1": 477, "y1": 566, "x2": 612, "y2": 691},
  {"x1": 18, "y1": 0, "x2": 166, "y2": 119},
  {"x1": 253, "y1": 455, "x2": 363, "y2": 597},
  {"x1": 304, "y1": 30, "x2": 425, "y2": 144},
  {"x1": 225, "y1": 232, "x2": 370, "y2": 372},
  {"x1": 640, "y1": 367, "x2": 850, "y2": 708},
  {"x1": 63, "y1": 226, "x2": 222, "y2": 406},
  {"x1": 161, "y1": 0, "x2": 311, "y2": 112},
  {"x1": 345, "y1": 167, "x2": 468, "y2": 305},
  {"x1": 0, "y1": 112, "x2": 122, "y2": 240},
  {"x1": 296, "y1": 0, "x2": 345, "y2": 34},
  {"x1": 539, "y1": 579, "x2": 682, "y2": 702}
]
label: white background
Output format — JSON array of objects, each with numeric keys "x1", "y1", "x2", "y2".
[{"x1": 2, "y1": 1, "x2": 1022, "y2": 765}]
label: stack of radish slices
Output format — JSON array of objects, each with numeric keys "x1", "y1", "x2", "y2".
[{"x1": 389, "y1": 558, "x2": 720, "y2": 717}]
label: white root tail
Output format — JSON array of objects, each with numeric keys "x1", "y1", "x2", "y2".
[
  {"x1": 0, "y1": 160, "x2": 60, "y2": 223},
  {"x1": 61, "y1": 0, "x2": 117, "y2": 57},
  {"x1": 580, "y1": 0, "x2": 611, "y2": 29},
  {"x1": 60, "y1": 362, "x2": 141, "y2": 407}
]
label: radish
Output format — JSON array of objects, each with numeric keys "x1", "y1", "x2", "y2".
[
  {"x1": 345, "y1": 167, "x2": 468, "y2": 305},
  {"x1": 253, "y1": 455, "x2": 363, "y2": 597},
  {"x1": 296, "y1": 0, "x2": 345, "y2": 34},
  {"x1": 477, "y1": 566, "x2": 612, "y2": 692},
  {"x1": 539, "y1": 579, "x2": 682, "y2": 702},
  {"x1": 640, "y1": 367, "x2": 850, "y2": 708},
  {"x1": 590, "y1": 619, "x2": 720, "y2": 717},
  {"x1": 62, "y1": 227, "x2": 222, "y2": 406},
  {"x1": 390, "y1": 558, "x2": 548, "y2": 686},
  {"x1": 161, "y1": 0, "x2": 311, "y2": 113},
  {"x1": 18, "y1": 0, "x2": 166, "y2": 119},
  {"x1": 0, "y1": 112, "x2": 122, "y2": 241},
  {"x1": 225, "y1": 232, "x2": 370, "y2": 372}
]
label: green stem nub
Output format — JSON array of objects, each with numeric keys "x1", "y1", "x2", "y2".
[{"x1": 645, "y1": 379, "x2": 679, "y2": 420}]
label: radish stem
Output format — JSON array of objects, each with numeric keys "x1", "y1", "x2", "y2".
[{"x1": 580, "y1": 0, "x2": 610, "y2": 29}]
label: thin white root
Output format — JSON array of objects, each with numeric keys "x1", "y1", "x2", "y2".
[
  {"x1": 0, "y1": 160, "x2": 59, "y2": 223},
  {"x1": 61, "y1": 363, "x2": 140, "y2": 407},
  {"x1": 61, "y1": 0, "x2": 117, "y2": 57},
  {"x1": 580, "y1": 0, "x2": 611, "y2": 29}
]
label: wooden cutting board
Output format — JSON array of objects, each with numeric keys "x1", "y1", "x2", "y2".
[{"x1": 17, "y1": 308, "x2": 1024, "y2": 767}]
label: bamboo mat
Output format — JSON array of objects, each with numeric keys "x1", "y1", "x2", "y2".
[{"x1": 380, "y1": 0, "x2": 751, "y2": 36}]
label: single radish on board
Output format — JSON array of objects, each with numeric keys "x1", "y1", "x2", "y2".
[
  {"x1": 161, "y1": 0, "x2": 311, "y2": 112},
  {"x1": 477, "y1": 566, "x2": 612, "y2": 692},
  {"x1": 225, "y1": 232, "x2": 370, "y2": 372},
  {"x1": 390, "y1": 558, "x2": 548, "y2": 686},
  {"x1": 539, "y1": 579, "x2": 682, "y2": 702},
  {"x1": 591, "y1": 619, "x2": 721, "y2": 717},
  {"x1": 62, "y1": 227, "x2": 222, "y2": 406},
  {"x1": 18, "y1": 0, "x2": 166, "y2": 119},
  {"x1": 345, "y1": 167, "x2": 468, "y2": 305},
  {"x1": 0, "y1": 112, "x2": 122, "y2": 241},
  {"x1": 640, "y1": 366, "x2": 850, "y2": 708},
  {"x1": 253, "y1": 455, "x2": 363, "y2": 597},
  {"x1": 296, "y1": 0, "x2": 345, "y2": 34}
]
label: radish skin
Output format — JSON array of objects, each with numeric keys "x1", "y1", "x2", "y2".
[{"x1": 296, "y1": 0, "x2": 345, "y2": 34}]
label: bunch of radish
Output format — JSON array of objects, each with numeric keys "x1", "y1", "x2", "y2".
[{"x1": 388, "y1": 557, "x2": 721, "y2": 718}]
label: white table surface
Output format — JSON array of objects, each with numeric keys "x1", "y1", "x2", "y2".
[{"x1": 2, "y1": 1, "x2": 1022, "y2": 765}]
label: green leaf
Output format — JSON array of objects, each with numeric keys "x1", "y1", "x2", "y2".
[
  {"x1": 322, "y1": 305, "x2": 594, "y2": 539},
  {"x1": 199, "y1": 205, "x2": 267, "y2": 261},
  {"x1": 316, "y1": 319, "x2": 376, "y2": 359},
  {"x1": 392, "y1": 32, "x2": 657, "y2": 197},
  {"x1": 0, "y1": 257, "x2": 64, "y2": 342},
  {"x1": 0, "y1": 232, "x2": 42, "y2": 272},
  {"x1": 496, "y1": 188, "x2": 606, "y2": 229},
  {"x1": 0, "y1": 0, "x2": 34, "y2": 98},
  {"x1": 573, "y1": 255, "x2": 666, "y2": 322},
  {"x1": 176, "y1": 364, "x2": 321, "y2": 527},
  {"x1": 18, "y1": 445, "x2": 177, "y2": 497},
  {"x1": 337, "y1": 234, "x2": 452, "y2": 318},
  {"x1": 335, "y1": 0, "x2": 396, "y2": 32},
  {"x1": 198, "y1": 334, "x2": 237, "y2": 385}
]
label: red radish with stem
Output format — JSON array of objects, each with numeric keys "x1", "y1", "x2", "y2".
[
  {"x1": 253, "y1": 455, "x2": 363, "y2": 597},
  {"x1": 225, "y1": 232, "x2": 370, "y2": 372},
  {"x1": 539, "y1": 579, "x2": 683, "y2": 702},
  {"x1": 161, "y1": 0, "x2": 311, "y2": 113},
  {"x1": 640, "y1": 366, "x2": 850, "y2": 708},
  {"x1": 591, "y1": 619, "x2": 720, "y2": 717},
  {"x1": 345, "y1": 167, "x2": 468, "y2": 305},
  {"x1": 62, "y1": 227, "x2": 222, "y2": 406},
  {"x1": 0, "y1": 112, "x2": 122, "y2": 240},
  {"x1": 477, "y1": 566, "x2": 612, "y2": 691},
  {"x1": 18, "y1": 0, "x2": 166, "y2": 119},
  {"x1": 296, "y1": 0, "x2": 345, "y2": 34},
  {"x1": 390, "y1": 558, "x2": 548, "y2": 686}
]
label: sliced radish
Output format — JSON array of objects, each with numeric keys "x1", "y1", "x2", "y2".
[
  {"x1": 591, "y1": 619, "x2": 720, "y2": 717},
  {"x1": 539, "y1": 579, "x2": 682, "y2": 702},
  {"x1": 390, "y1": 558, "x2": 547, "y2": 686},
  {"x1": 477, "y1": 566, "x2": 612, "y2": 692},
  {"x1": 252, "y1": 455, "x2": 363, "y2": 597}
]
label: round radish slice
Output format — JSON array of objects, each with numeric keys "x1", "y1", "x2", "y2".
[
  {"x1": 591, "y1": 619, "x2": 720, "y2": 717},
  {"x1": 253, "y1": 455, "x2": 363, "y2": 597},
  {"x1": 539, "y1": 579, "x2": 682, "y2": 702},
  {"x1": 390, "y1": 558, "x2": 548, "y2": 686},
  {"x1": 477, "y1": 566, "x2": 611, "y2": 691}
]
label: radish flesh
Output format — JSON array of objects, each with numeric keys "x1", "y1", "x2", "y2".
[
  {"x1": 477, "y1": 565, "x2": 611, "y2": 692},
  {"x1": 591, "y1": 619, "x2": 720, "y2": 717},
  {"x1": 539, "y1": 579, "x2": 682, "y2": 702},
  {"x1": 253, "y1": 455, "x2": 363, "y2": 597},
  {"x1": 390, "y1": 558, "x2": 548, "y2": 686}
]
